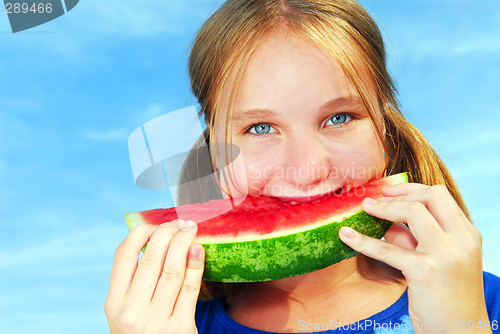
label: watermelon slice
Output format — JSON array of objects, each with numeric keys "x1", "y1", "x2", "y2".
[{"x1": 125, "y1": 172, "x2": 408, "y2": 282}]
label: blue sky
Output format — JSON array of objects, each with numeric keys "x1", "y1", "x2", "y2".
[{"x1": 0, "y1": 1, "x2": 499, "y2": 333}]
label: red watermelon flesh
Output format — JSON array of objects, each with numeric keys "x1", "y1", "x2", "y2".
[{"x1": 126, "y1": 172, "x2": 408, "y2": 282}]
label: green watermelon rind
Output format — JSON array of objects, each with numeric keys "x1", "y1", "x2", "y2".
[
  {"x1": 125, "y1": 172, "x2": 408, "y2": 282},
  {"x1": 202, "y1": 212, "x2": 390, "y2": 282},
  {"x1": 125, "y1": 211, "x2": 391, "y2": 282}
]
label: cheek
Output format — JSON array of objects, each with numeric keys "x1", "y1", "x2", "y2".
[
  {"x1": 243, "y1": 152, "x2": 281, "y2": 195},
  {"x1": 329, "y1": 123, "x2": 385, "y2": 185},
  {"x1": 218, "y1": 144, "x2": 283, "y2": 197},
  {"x1": 328, "y1": 130, "x2": 385, "y2": 183},
  {"x1": 332, "y1": 147, "x2": 384, "y2": 182}
]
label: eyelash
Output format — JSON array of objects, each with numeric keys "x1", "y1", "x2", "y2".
[
  {"x1": 324, "y1": 112, "x2": 354, "y2": 128},
  {"x1": 245, "y1": 123, "x2": 278, "y2": 136},
  {"x1": 244, "y1": 112, "x2": 355, "y2": 136}
]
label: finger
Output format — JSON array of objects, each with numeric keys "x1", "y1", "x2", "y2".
[
  {"x1": 385, "y1": 184, "x2": 467, "y2": 233},
  {"x1": 151, "y1": 220, "x2": 199, "y2": 314},
  {"x1": 107, "y1": 223, "x2": 158, "y2": 304},
  {"x1": 171, "y1": 243, "x2": 205, "y2": 321},
  {"x1": 384, "y1": 223, "x2": 418, "y2": 251},
  {"x1": 382, "y1": 182, "x2": 429, "y2": 197},
  {"x1": 339, "y1": 226, "x2": 420, "y2": 272},
  {"x1": 126, "y1": 220, "x2": 183, "y2": 304},
  {"x1": 362, "y1": 198, "x2": 443, "y2": 250}
]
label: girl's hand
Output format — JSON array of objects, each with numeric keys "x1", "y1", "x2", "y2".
[
  {"x1": 339, "y1": 183, "x2": 491, "y2": 334},
  {"x1": 104, "y1": 220, "x2": 205, "y2": 334}
]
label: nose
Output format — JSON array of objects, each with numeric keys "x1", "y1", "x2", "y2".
[{"x1": 282, "y1": 131, "x2": 331, "y2": 187}]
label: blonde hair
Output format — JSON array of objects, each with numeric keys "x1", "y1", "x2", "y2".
[{"x1": 183, "y1": 0, "x2": 470, "y2": 302}]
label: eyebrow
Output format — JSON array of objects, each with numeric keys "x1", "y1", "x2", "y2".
[
  {"x1": 231, "y1": 96, "x2": 364, "y2": 125},
  {"x1": 320, "y1": 96, "x2": 364, "y2": 111},
  {"x1": 232, "y1": 109, "x2": 281, "y2": 125}
]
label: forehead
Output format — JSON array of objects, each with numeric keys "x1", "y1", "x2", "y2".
[
  {"x1": 229, "y1": 33, "x2": 359, "y2": 114},
  {"x1": 213, "y1": 30, "x2": 380, "y2": 134}
]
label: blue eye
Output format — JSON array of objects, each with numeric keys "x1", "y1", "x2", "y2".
[
  {"x1": 326, "y1": 113, "x2": 351, "y2": 126},
  {"x1": 249, "y1": 123, "x2": 276, "y2": 135}
]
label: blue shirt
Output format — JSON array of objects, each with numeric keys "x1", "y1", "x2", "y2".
[{"x1": 195, "y1": 272, "x2": 500, "y2": 334}]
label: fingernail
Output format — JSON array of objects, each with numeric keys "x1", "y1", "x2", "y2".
[
  {"x1": 161, "y1": 220, "x2": 183, "y2": 229},
  {"x1": 172, "y1": 219, "x2": 184, "y2": 227},
  {"x1": 363, "y1": 197, "x2": 378, "y2": 205},
  {"x1": 340, "y1": 226, "x2": 355, "y2": 239},
  {"x1": 380, "y1": 197, "x2": 393, "y2": 202},
  {"x1": 190, "y1": 244, "x2": 202, "y2": 258},
  {"x1": 180, "y1": 220, "x2": 196, "y2": 231}
]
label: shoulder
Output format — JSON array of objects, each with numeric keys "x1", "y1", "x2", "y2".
[
  {"x1": 483, "y1": 272, "x2": 500, "y2": 325},
  {"x1": 484, "y1": 271, "x2": 500, "y2": 295},
  {"x1": 195, "y1": 298, "x2": 218, "y2": 333},
  {"x1": 195, "y1": 298, "x2": 242, "y2": 334},
  {"x1": 195, "y1": 297, "x2": 283, "y2": 334}
]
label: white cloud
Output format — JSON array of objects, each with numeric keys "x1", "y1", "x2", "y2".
[
  {"x1": 448, "y1": 37, "x2": 500, "y2": 57},
  {"x1": 0, "y1": 224, "x2": 126, "y2": 276},
  {"x1": 0, "y1": 305, "x2": 108, "y2": 334},
  {"x1": 73, "y1": 1, "x2": 198, "y2": 37},
  {"x1": 432, "y1": 127, "x2": 500, "y2": 180},
  {"x1": 97, "y1": 187, "x2": 130, "y2": 205},
  {"x1": 0, "y1": 219, "x2": 124, "y2": 333},
  {"x1": 0, "y1": 0, "x2": 223, "y2": 70},
  {"x1": 81, "y1": 102, "x2": 179, "y2": 142},
  {"x1": 82, "y1": 128, "x2": 128, "y2": 141},
  {"x1": 134, "y1": 102, "x2": 166, "y2": 123},
  {"x1": 400, "y1": 32, "x2": 500, "y2": 60},
  {"x1": 374, "y1": 2, "x2": 500, "y2": 61},
  {"x1": 5, "y1": 1, "x2": 219, "y2": 50},
  {"x1": 448, "y1": 129, "x2": 500, "y2": 152}
]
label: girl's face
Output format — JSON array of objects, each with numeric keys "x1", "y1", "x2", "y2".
[{"x1": 217, "y1": 33, "x2": 385, "y2": 201}]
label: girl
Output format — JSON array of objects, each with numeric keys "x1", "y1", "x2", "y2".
[{"x1": 105, "y1": 0, "x2": 500, "y2": 333}]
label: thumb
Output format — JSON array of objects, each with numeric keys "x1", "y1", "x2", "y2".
[{"x1": 384, "y1": 223, "x2": 418, "y2": 251}]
